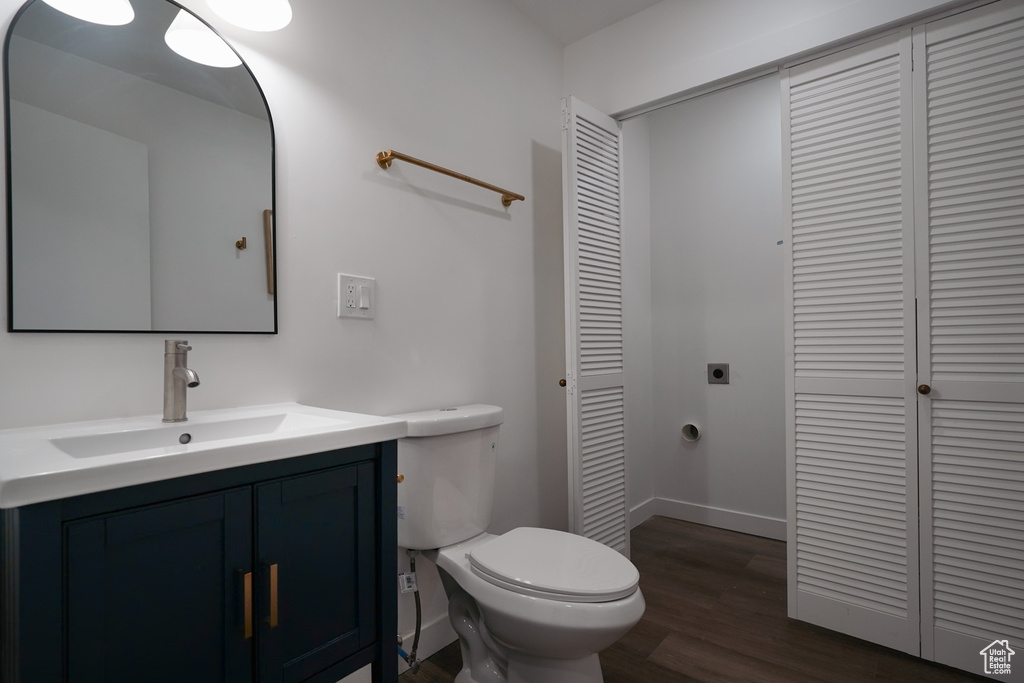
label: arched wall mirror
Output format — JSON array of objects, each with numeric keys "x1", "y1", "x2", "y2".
[{"x1": 5, "y1": 0, "x2": 277, "y2": 333}]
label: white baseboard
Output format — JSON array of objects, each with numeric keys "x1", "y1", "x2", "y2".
[
  {"x1": 629, "y1": 497, "x2": 661, "y2": 528},
  {"x1": 630, "y1": 496, "x2": 786, "y2": 541},
  {"x1": 397, "y1": 612, "x2": 458, "y2": 674},
  {"x1": 337, "y1": 664, "x2": 372, "y2": 683}
]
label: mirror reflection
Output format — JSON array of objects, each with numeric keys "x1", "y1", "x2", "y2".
[{"x1": 6, "y1": 0, "x2": 276, "y2": 332}]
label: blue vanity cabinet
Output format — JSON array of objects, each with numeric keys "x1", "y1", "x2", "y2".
[
  {"x1": 0, "y1": 442, "x2": 398, "y2": 683},
  {"x1": 256, "y1": 463, "x2": 377, "y2": 682},
  {"x1": 65, "y1": 488, "x2": 255, "y2": 683}
]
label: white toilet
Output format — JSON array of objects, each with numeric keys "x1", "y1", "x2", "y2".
[{"x1": 394, "y1": 404, "x2": 645, "y2": 683}]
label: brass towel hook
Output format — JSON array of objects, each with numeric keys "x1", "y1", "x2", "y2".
[{"x1": 235, "y1": 237, "x2": 247, "y2": 250}]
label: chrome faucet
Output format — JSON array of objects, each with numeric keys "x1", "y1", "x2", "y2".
[{"x1": 163, "y1": 340, "x2": 200, "y2": 423}]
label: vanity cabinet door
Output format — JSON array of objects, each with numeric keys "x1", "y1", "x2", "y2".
[
  {"x1": 256, "y1": 462, "x2": 377, "y2": 683},
  {"x1": 65, "y1": 488, "x2": 253, "y2": 683}
]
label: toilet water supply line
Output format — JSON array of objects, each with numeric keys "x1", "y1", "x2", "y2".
[{"x1": 397, "y1": 550, "x2": 422, "y2": 673}]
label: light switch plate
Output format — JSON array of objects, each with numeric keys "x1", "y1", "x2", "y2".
[{"x1": 337, "y1": 273, "x2": 375, "y2": 319}]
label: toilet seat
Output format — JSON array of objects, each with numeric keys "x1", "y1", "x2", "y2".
[{"x1": 467, "y1": 527, "x2": 639, "y2": 603}]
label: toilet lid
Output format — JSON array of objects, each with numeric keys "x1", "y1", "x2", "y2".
[{"x1": 467, "y1": 527, "x2": 639, "y2": 603}]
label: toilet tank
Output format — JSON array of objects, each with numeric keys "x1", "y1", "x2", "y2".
[{"x1": 392, "y1": 405, "x2": 504, "y2": 549}]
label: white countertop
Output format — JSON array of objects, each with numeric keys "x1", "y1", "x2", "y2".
[{"x1": 0, "y1": 403, "x2": 406, "y2": 509}]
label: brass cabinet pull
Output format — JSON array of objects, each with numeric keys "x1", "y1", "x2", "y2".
[
  {"x1": 267, "y1": 563, "x2": 279, "y2": 628},
  {"x1": 918, "y1": 384, "x2": 932, "y2": 395},
  {"x1": 243, "y1": 571, "x2": 253, "y2": 639}
]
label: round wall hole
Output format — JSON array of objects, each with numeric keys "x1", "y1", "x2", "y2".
[
  {"x1": 682, "y1": 424, "x2": 701, "y2": 442},
  {"x1": 713, "y1": 368, "x2": 725, "y2": 379}
]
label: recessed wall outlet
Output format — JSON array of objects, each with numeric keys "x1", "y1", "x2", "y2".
[
  {"x1": 337, "y1": 273, "x2": 375, "y2": 319},
  {"x1": 708, "y1": 363, "x2": 730, "y2": 384}
]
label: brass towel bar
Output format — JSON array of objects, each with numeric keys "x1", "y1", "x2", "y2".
[{"x1": 376, "y1": 149, "x2": 525, "y2": 207}]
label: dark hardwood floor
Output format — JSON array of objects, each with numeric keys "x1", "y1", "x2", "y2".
[{"x1": 400, "y1": 516, "x2": 984, "y2": 682}]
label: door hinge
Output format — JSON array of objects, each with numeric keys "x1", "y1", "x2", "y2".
[{"x1": 561, "y1": 107, "x2": 571, "y2": 131}]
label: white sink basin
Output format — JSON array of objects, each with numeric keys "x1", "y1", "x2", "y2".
[
  {"x1": 51, "y1": 411, "x2": 353, "y2": 459},
  {"x1": 0, "y1": 403, "x2": 407, "y2": 508}
]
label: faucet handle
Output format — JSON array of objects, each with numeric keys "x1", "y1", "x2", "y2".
[{"x1": 176, "y1": 343, "x2": 192, "y2": 352}]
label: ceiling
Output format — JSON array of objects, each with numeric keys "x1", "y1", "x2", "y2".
[
  {"x1": 503, "y1": 0, "x2": 666, "y2": 46},
  {"x1": 12, "y1": 0, "x2": 268, "y2": 119}
]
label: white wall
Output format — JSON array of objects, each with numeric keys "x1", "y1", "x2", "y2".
[
  {"x1": 626, "y1": 75, "x2": 787, "y2": 538},
  {"x1": 564, "y1": 0, "x2": 972, "y2": 116},
  {"x1": 0, "y1": 0, "x2": 565, "y2": 666},
  {"x1": 621, "y1": 116, "x2": 655, "y2": 511},
  {"x1": 10, "y1": 101, "x2": 152, "y2": 330}
]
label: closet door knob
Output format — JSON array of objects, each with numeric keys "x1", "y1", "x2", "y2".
[
  {"x1": 918, "y1": 384, "x2": 931, "y2": 395},
  {"x1": 559, "y1": 379, "x2": 567, "y2": 387}
]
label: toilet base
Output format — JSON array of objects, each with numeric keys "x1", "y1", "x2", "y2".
[
  {"x1": 455, "y1": 652, "x2": 603, "y2": 683},
  {"x1": 507, "y1": 652, "x2": 604, "y2": 683},
  {"x1": 433, "y1": 535, "x2": 638, "y2": 683}
]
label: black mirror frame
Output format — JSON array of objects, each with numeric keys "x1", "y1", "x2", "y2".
[{"x1": 3, "y1": 0, "x2": 279, "y2": 334}]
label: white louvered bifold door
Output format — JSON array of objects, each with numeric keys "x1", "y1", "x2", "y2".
[
  {"x1": 561, "y1": 96, "x2": 628, "y2": 555},
  {"x1": 915, "y1": 2, "x2": 1024, "y2": 677},
  {"x1": 783, "y1": 33, "x2": 921, "y2": 654}
]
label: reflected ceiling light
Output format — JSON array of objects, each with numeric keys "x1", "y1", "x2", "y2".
[
  {"x1": 164, "y1": 10, "x2": 241, "y2": 68},
  {"x1": 41, "y1": 0, "x2": 134, "y2": 25},
  {"x1": 206, "y1": 0, "x2": 292, "y2": 32}
]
